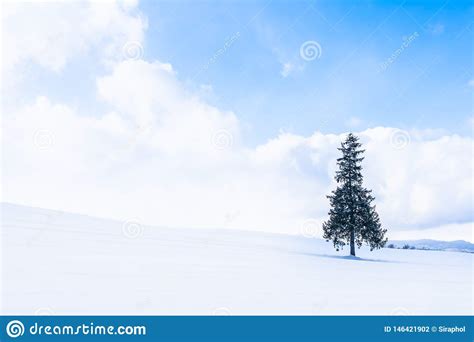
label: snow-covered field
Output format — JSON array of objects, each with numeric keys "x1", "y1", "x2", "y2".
[{"x1": 1, "y1": 203, "x2": 472, "y2": 315}]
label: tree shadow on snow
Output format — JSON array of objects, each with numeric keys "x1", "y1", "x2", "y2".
[{"x1": 293, "y1": 251, "x2": 401, "y2": 264}]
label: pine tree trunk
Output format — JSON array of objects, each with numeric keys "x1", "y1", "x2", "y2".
[{"x1": 350, "y1": 229, "x2": 356, "y2": 256}]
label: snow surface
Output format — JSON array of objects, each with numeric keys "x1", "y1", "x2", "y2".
[{"x1": 1, "y1": 203, "x2": 472, "y2": 315}]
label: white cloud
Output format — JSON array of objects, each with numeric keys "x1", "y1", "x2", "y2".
[
  {"x1": 352, "y1": 129, "x2": 472, "y2": 230},
  {"x1": 1, "y1": 1, "x2": 472, "y2": 243},
  {"x1": 3, "y1": 84, "x2": 473, "y2": 241},
  {"x1": 389, "y1": 222, "x2": 472, "y2": 242},
  {"x1": 1, "y1": 0, "x2": 147, "y2": 86},
  {"x1": 96, "y1": 60, "x2": 240, "y2": 156}
]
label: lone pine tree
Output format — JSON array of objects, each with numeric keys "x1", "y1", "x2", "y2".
[{"x1": 323, "y1": 133, "x2": 387, "y2": 256}]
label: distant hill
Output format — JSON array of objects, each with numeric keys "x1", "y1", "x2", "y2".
[{"x1": 387, "y1": 239, "x2": 474, "y2": 253}]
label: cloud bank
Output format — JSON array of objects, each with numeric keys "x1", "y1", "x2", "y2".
[{"x1": 1, "y1": 1, "x2": 472, "y2": 242}]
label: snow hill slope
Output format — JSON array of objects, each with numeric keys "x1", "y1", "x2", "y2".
[{"x1": 1, "y1": 203, "x2": 472, "y2": 315}]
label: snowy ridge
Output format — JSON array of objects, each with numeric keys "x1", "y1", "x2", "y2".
[
  {"x1": 387, "y1": 239, "x2": 474, "y2": 253},
  {"x1": 1, "y1": 203, "x2": 472, "y2": 315}
]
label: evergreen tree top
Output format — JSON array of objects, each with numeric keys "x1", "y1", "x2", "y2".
[{"x1": 335, "y1": 133, "x2": 366, "y2": 185}]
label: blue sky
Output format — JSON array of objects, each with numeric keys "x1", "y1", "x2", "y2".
[
  {"x1": 7, "y1": 0, "x2": 472, "y2": 147},
  {"x1": 137, "y1": 0, "x2": 473, "y2": 145}
]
